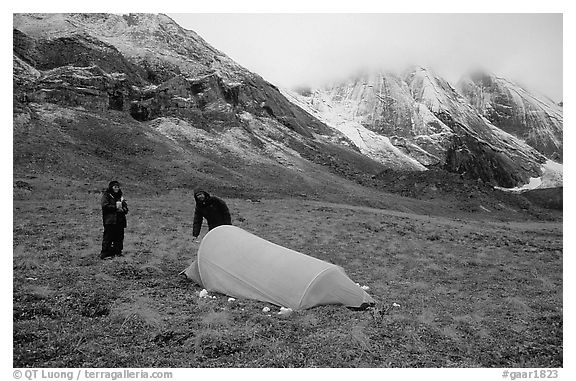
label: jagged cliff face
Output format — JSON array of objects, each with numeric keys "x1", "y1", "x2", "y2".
[
  {"x1": 457, "y1": 71, "x2": 563, "y2": 161},
  {"x1": 296, "y1": 67, "x2": 553, "y2": 188},
  {"x1": 312, "y1": 72, "x2": 455, "y2": 139},
  {"x1": 285, "y1": 72, "x2": 456, "y2": 170},
  {"x1": 407, "y1": 68, "x2": 547, "y2": 186}
]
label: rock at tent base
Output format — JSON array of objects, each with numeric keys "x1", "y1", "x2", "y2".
[{"x1": 278, "y1": 307, "x2": 293, "y2": 315}]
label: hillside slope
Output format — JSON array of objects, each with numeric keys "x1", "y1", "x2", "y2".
[{"x1": 13, "y1": 13, "x2": 391, "y2": 198}]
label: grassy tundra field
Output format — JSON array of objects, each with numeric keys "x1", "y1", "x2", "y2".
[{"x1": 13, "y1": 192, "x2": 562, "y2": 368}]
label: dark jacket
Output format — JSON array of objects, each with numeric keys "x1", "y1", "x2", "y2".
[
  {"x1": 101, "y1": 189, "x2": 129, "y2": 227},
  {"x1": 192, "y1": 190, "x2": 231, "y2": 236}
]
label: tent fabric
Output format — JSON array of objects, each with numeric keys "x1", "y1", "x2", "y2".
[{"x1": 184, "y1": 225, "x2": 374, "y2": 310}]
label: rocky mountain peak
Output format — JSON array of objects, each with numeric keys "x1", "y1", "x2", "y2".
[
  {"x1": 457, "y1": 69, "x2": 563, "y2": 161},
  {"x1": 290, "y1": 64, "x2": 561, "y2": 189}
]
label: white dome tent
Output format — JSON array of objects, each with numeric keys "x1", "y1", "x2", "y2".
[{"x1": 184, "y1": 225, "x2": 374, "y2": 310}]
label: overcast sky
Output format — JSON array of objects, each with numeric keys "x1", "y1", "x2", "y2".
[{"x1": 167, "y1": 13, "x2": 563, "y2": 102}]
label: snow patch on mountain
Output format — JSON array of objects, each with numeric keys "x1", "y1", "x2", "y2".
[
  {"x1": 407, "y1": 68, "x2": 461, "y2": 113},
  {"x1": 280, "y1": 88, "x2": 426, "y2": 171},
  {"x1": 412, "y1": 104, "x2": 452, "y2": 135},
  {"x1": 496, "y1": 160, "x2": 562, "y2": 192},
  {"x1": 150, "y1": 115, "x2": 305, "y2": 170}
]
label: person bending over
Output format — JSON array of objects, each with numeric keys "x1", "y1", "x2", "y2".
[{"x1": 192, "y1": 189, "x2": 231, "y2": 240}]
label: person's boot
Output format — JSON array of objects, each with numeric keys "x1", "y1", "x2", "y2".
[{"x1": 100, "y1": 251, "x2": 114, "y2": 259}]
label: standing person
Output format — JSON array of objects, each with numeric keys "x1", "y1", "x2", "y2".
[
  {"x1": 100, "y1": 181, "x2": 129, "y2": 259},
  {"x1": 192, "y1": 189, "x2": 231, "y2": 240}
]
